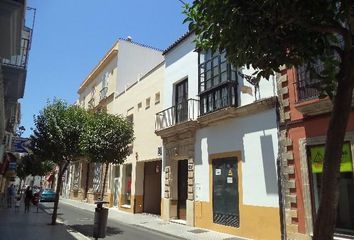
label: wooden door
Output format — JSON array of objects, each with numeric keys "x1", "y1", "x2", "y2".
[
  {"x1": 143, "y1": 161, "x2": 161, "y2": 215},
  {"x1": 178, "y1": 160, "x2": 188, "y2": 220}
]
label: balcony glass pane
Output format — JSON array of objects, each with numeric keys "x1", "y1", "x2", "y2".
[
  {"x1": 213, "y1": 66, "x2": 219, "y2": 76},
  {"x1": 206, "y1": 70, "x2": 212, "y2": 81},
  {"x1": 215, "y1": 90, "x2": 221, "y2": 109},
  {"x1": 221, "y1": 62, "x2": 227, "y2": 72},
  {"x1": 221, "y1": 72, "x2": 228, "y2": 82}
]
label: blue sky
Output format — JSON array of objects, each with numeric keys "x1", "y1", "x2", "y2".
[{"x1": 21, "y1": 0, "x2": 191, "y2": 137}]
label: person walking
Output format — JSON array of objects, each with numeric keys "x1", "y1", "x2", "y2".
[
  {"x1": 24, "y1": 186, "x2": 32, "y2": 213},
  {"x1": 6, "y1": 184, "x2": 15, "y2": 208}
]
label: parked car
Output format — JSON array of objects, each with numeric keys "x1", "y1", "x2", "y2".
[{"x1": 39, "y1": 189, "x2": 56, "y2": 202}]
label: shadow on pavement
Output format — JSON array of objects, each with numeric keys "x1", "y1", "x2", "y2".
[{"x1": 69, "y1": 224, "x2": 123, "y2": 237}]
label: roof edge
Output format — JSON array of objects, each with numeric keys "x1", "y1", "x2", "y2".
[{"x1": 163, "y1": 30, "x2": 194, "y2": 55}]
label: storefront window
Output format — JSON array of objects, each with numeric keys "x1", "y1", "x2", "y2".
[
  {"x1": 308, "y1": 142, "x2": 354, "y2": 235},
  {"x1": 123, "y1": 164, "x2": 132, "y2": 205}
]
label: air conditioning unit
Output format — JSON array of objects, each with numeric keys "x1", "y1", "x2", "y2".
[{"x1": 157, "y1": 147, "x2": 162, "y2": 156}]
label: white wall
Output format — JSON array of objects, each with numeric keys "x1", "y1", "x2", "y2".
[
  {"x1": 238, "y1": 67, "x2": 277, "y2": 106},
  {"x1": 163, "y1": 33, "x2": 199, "y2": 108},
  {"x1": 194, "y1": 108, "x2": 279, "y2": 208},
  {"x1": 116, "y1": 40, "x2": 163, "y2": 95}
]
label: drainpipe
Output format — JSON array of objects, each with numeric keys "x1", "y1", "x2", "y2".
[{"x1": 276, "y1": 98, "x2": 286, "y2": 240}]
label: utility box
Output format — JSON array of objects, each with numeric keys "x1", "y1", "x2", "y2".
[{"x1": 93, "y1": 201, "x2": 109, "y2": 239}]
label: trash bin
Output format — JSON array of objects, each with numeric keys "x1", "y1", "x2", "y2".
[{"x1": 93, "y1": 201, "x2": 109, "y2": 239}]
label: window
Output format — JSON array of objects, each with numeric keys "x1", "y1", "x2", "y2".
[
  {"x1": 155, "y1": 92, "x2": 160, "y2": 104},
  {"x1": 175, "y1": 79, "x2": 188, "y2": 123},
  {"x1": 123, "y1": 164, "x2": 132, "y2": 206},
  {"x1": 137, "y1": 102, "x2": 142, "y2": 111},
  {"x1": 199, "y1": 50, "x2": 238, "y2": 115},
  {"x1": 145, "y1": 97, "x2": 151, "y2": 109},
  {"x1": 308, "y1": 142, "x2": 354, "y2": 235},
  {"x1": 126, "y1": 114, "x2": 133, "y2": 124}
]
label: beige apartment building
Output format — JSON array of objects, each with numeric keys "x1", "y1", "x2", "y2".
[
  {"x1": 65, "y1": 41, "x2": 118, "y2": 202},
  {"x1": 63, "y1": 38, "x2": 164, "y2": 207},
  {"x1": 110, "y1": 62, "x2": 164, "y2": 214}
]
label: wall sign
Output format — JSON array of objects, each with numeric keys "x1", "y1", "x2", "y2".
[{"x1": 309, "y1": 142, "x2": 353, "y2": 173}]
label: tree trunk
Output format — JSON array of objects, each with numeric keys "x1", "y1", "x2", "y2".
[
  {"x1": 313, "y1": 56, "x2": 354, "y2": 239},
  {"x1": 51, "y1": 162, "x2": 69, "y2": 225},
  {"x1": 100, "y1": 163, "x2": 109, "y2": 200},
  {"x1": 85, "y1": 162, "x2": 90, "y2": 199}
]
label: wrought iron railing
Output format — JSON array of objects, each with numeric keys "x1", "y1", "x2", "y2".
[
  {"x1": 295, "y1": 66, "x2": 321, "y2": 102},
  {"x1": 1, "y1": 6, "x2": 36, "y2": 69},
  {"x1": 1, "y1": 27, "x2": 32, "y2": 69},
  {"x1": 155, "y1": 99, "x2": 199, "y2": 131},
  {"x1": 88, "y1": 98, "x2": 95, "y2": 109},
  {"x1": 295, "y1": 80, "x2": 320, "y2": 102},
  {"x1": 99, "y1": 87, "x2": 108, "y2": 101}
]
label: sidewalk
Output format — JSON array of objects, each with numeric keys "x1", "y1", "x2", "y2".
[
  {"x1": 0, "y1": 204, "x2": 85, "y2": 240},
  {"x1": 60, "y1": 198, "x2": 248, "y2": 240}
]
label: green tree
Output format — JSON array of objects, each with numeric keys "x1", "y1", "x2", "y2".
[
  {"x1": 21, "y1": 154, "x2": 54, "y2": 177},
  {"x1": 184, "y1": 1, "x2": 354, "y2": 239},
  {"x1": 80, "y1": 111, "x2": 134, "y2": 200},
  {"x1": 16, "y1": 154, "x2": 54, "y2": 193},
  {"x1": 31, "y1": 99, "x2": 88, "y2": 225}
]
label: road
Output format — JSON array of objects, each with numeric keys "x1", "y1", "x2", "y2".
[{"x1": 40, "y1": 202, "x2": 182, "y2": 240}]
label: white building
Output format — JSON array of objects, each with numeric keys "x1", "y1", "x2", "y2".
[{"x1": 155, "y1": 32, "x2": 281, "y2": 240}]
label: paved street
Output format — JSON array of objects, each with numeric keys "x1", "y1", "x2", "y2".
[
  {"x1": 0, "y1": 204, "x2": 80, "y2": 240},
  {"x1": 41, "y1": 202, "x2": 184, "y2": 240}
]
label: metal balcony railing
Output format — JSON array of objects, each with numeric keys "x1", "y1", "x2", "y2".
[
  {"x1": 1, "y1": 27, "x2": 32, "y2": 69},
  {"x1": 295, "y1": 79, "x2": 320, "y2": 102},
  {"x1": 1, "y1": 7, "x2": 36, "y2": 69},
  {"x1": 295, "y1": 65, "x2": 321, "y2": 102},
  {"x1": 99, "y1": 87, "x2": 108, "y2": 101},
  {"x1": 155, "y1": 99, "x2": 199, "y2": 131},
  {"x1": 88, "y1": 98, "x2": 95, "y2": 109}
]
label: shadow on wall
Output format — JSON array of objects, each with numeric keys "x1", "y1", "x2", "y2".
[
  {"x1": 194, "y1": 109, "x2": 277, "y2": 166},
  {"x1": 193, "y1": 109, "x2": 279, "y2": 201},
  {"x1": 260, "y1": 134, "x2": 278, "y2": 194}
]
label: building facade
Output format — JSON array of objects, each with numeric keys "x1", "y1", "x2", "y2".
[
  {"x1": 0, "y1": 1, "x2": 34, "y2": 191},
  {"x1": 278, "y1": 67, "x2": 354, "y2": 240},
  {"x1": 156, "y1": 32, "x2": 282, "y2": 240},
  {"x1": 66, "y1": 38, "x2": 164, "y2": 205},
  {"x1": 110, "y1": 61, "x2": 164, "y2": 214}
]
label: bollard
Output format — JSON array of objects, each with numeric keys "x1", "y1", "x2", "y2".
[{"x1": 93, "y1": 200, "x2": 109, "y2": 239}]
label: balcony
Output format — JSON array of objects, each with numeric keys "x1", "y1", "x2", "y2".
[
  {"x1": 294, "y1": 67, "x2": 354, "y2": 116},
  {"x1": 1, "y1": 6, "x2": 35, "y2": 102},
  {"x1": 0, "y1": 0, "x2": 26, "y2": 59},
  {"x1": 1, "y1": 27, "x2": 31, "y2": 69},
  {"x1": 99, "y1": 87, "x2": 108, "y2": 101},
  {"x1": 88, "y1": 98, "x2": 95, "y2": 109},
  {"x1": 155, "y1": 99, "x2": 199, "y2": 133},
  {"x1": 198, "y1": 51, "x2": 238, "y2": 116}
]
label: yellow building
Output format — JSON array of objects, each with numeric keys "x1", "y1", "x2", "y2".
[
  {"x1": 110, "y1": 62, "x2": 164, "y2": 214},
  {"x1": 65, "y1": 38, "x2": 163, "y2": 205}
]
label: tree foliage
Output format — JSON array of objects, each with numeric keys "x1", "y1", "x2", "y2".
[
  {"x1": 184, "y1": 1, "x2": 354, "y2": 240},
  {"x1": 17, "y1": 154, "x2": 54, "y2": 178},
  {"x1": 81, "y1": 111, "x2": 134, "y2": 165},
  {"x1": 31, "y1": 99, "x2": 88, "y2": 164},
  {"x1": 184, "y1": 0, "x2": 352, "y2": 97},
  {"x1": 31, "y1": 99, "x2": 88, "y2": 225},
  {"x1": 80, "y1": 111, "x2": 134, "y2": 198}
]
